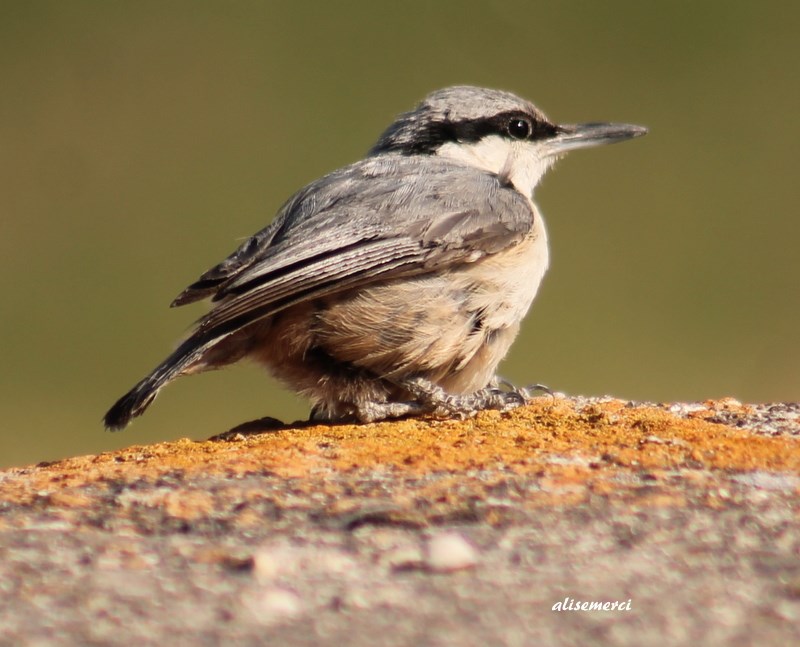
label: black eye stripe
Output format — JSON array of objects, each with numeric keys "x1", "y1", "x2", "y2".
[
  {"x1": 372, "y1": 110, "x2": 558, "y2": 156},
  {"x1": 443, "y1": 111, "x2": 556, "y2": 145}
]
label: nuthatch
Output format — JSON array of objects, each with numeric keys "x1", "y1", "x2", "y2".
[{"x1": 105, "y1": 86, "x2": 646, "y2": 429}]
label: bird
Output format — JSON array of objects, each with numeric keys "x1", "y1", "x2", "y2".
[{"x1": 104, "y1": 86, "x2": 646, "y2": 430}]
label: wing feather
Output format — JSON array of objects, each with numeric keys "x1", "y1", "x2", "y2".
[
  {"x1": 197, "y1": 238, "x2": 422, "y2": 334},
  {"x1": 176, "y1": 155, "x2": 535, "y2": 342}
]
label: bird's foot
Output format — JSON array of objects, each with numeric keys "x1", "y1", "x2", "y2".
[
  {"x1": 314, "y1": 378, "x2": 553, "y2": 425},
  {"x1": 312, "y1": 400, "x2": 429, "y2": 424},
  {"x1": 398, "y1": 376, "x2": 550, "y2": 419}
]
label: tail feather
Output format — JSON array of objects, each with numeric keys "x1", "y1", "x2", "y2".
[
  {"x1": 103, "y1": 336, "x2": 215, "y2": 431},
  {"x1": 103, "y1": 375, "x2": 164, "y2": 431}
]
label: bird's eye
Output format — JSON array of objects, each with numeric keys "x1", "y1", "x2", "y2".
[{"x1": 507, "y1": 118, "x2": 532, "y2": 140}]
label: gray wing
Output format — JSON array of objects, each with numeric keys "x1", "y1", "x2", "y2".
[{"x1": 174, "y1": 155, "x2": 535, "y2": 338}]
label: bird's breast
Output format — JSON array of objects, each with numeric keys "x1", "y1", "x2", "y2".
[{"x1": 453, "y1": 205, "x2": 549, "y2": 329}]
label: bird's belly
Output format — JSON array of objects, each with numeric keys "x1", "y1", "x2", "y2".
[
  {"x1": 314, "y1": 220, "x2": 548, "y2": 390},
  {"x1": 253, "y1": 218, "x2": 549, "y2": 400},
  {"x1": 439, "y1": 223, "x2": 549, "y2": 391}
]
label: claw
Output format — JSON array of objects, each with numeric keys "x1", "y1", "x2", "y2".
[
  {"x1": 514, "y1": 383, "x2": 553, "y2": 401},
  {"x1": 493, "y1": 378, "x2": 553, "y2": 402}
]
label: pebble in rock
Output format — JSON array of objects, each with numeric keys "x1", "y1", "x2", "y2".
[
  {"x1": 243, "y1": 587, "x2": 304, "y2": 626},
  {"x1": 425, "y1": 532, "x2": 479, "y2": 572}
]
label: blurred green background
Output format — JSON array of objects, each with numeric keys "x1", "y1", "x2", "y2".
[{"x1": 2, "y1": 1, "x2": 798, "y2": 469}]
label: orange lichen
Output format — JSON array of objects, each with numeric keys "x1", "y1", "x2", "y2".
[{"x1": 2, "y1": 397, "x2": 798, "y2": 516}]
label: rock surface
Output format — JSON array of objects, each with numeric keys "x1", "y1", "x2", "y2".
[{"x1": 1, "y1": 396, "x2": 799, "y2": 646}]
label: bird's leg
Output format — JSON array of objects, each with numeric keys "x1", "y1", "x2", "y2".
[
  {"x1": 353, "y1": 400, "x2": 430, "y2": 424},
  {"x1": 311, "y1": 400, "x2": 430, "y2": 424},
  {"x1": 396, "y1": 376, "x2": 541, "y2": 418}
]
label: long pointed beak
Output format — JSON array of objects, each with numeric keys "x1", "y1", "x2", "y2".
[{"x1": 545, "y1": 122, "x2": 647, "y2": 156}]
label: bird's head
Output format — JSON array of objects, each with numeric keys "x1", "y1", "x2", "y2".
[{"x1": 370, "y1": 86, "x2": 647, "y2": 197}]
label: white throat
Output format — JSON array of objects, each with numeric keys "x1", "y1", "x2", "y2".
[{"x1": 436, "y1": 135, "x2": 555, "y2": 197}]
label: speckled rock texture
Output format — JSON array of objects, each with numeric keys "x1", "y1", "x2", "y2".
[{"x1": 1, "y1": 396, "x2": 799, "y2": 646}]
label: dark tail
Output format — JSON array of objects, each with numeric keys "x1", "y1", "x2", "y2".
[{"x1": 103, "y1": 336, "x2": 216, "y2": 431}]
